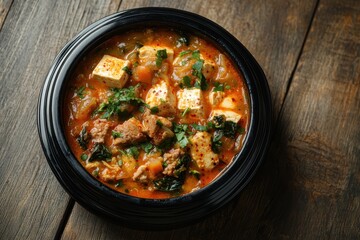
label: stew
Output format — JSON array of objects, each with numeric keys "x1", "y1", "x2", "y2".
[{"x1": 63, "y1": 28, "x2": 250, "y2": 199}]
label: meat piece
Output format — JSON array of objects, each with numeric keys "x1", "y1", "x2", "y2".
[
  {"x1": 142, "y1": 113, "x2": 174, "y2": 145},
  {"x1": 90, "y1": 119, "x2": 110, "y2": 143},
  {"x1": 162, "y1": 148, "x2": 184, "y2": 176},
  {"x1": 112, "y1": 117, "x2": 146, "y2": 146},
  {"x1": 132, "y1": 163, "x2": 149, "y2": 182}
]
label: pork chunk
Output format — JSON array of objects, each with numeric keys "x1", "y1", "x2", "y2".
[
  {"x1": 112, "y1": 117, "x2": 146, "y2": 146},
  {"x1": 142, "y1": 113, "x2": 174, "y2": 145},
  {"x1": 90, "y1": 119, "x2": 110, "y2": 143},
  {"x1": 162, "y1": 148, "x2": 184, "y2": 176}
]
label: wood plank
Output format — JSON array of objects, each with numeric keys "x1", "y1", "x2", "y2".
[
  {"x1": 62, "y1": 0, "x2": 318, "y2": 239},
  {"x1": 264, "y1": 0, "x2": 360, "y2": 239},
  {"x1": 0, "y1": 0, "x2": 120, "y2": 239},
  {"x1": 0, "y1": 0, "x2": 13, "y2": 30}
]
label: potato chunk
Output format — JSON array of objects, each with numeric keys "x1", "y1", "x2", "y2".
[
  {"x1": 210, "y1": 109, "x2": 242, "y2": 123},
  {"x1": 189, "y1": 132, "x2": 219, "y2": 170},
  {"x1": 177, "y1": 88, "x2": 204, "y2": 118},
  {"x1": 92, "y1": 55, "x2": 130, "y2": 88},
  {"x1": 145, "y1": 81, "x2": 176, "y2": 117}
]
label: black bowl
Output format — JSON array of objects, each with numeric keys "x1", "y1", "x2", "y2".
[{"x1": 37, "y1": 7, "x2": 272, "y2": 229}]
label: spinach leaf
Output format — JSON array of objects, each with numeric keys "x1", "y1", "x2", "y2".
[
  {"x1": 89, "y1": 143, "x2": 112, "y2": 162},
  {"x1": 77, "y1": 126, "x2": 89, "y2": 150},
  {"x1": 153, "y1": 176, "x2": 183, "y2": 192},
  {"x1": 213, "y1": 115, "x2": 225, "y2": 129},
  {"x1": 181, "y1": 76, "x2": 192, "y2": 88},
  {"x1": 213, "y1": 82, "x2": 224, "y2": 92},
  {"x1": 177, "y1": 32, "x2": 190, "y2": 46},
  {"x1": 223, "y1": 121, "x2": 239, "y2": 139}
]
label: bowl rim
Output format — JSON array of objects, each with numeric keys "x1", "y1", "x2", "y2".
[{"x1": 38, "y1": 7, "x2": 272, "y2": 227}]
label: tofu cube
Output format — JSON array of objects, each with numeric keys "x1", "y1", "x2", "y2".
[
  {"x1": 190, "y1": 132, "x2": 219, "y2": 170},
  {"x1": 92, "y1": 55, "x2": 130, "y2": 88},
  {"x1": 219, "y1": 94, "x2": 240, "y2": 110},
  {"x1": 210, "y1": 109, "x2": 242, "y2": 123},
  {"x1": 209, "y1": 91, "x2": 225, "y2": 106},
  {"x1": 139, "y1": 46, "x2": 174, "y2": 69},
  {"x1": 145, "y1": 81, "x2": 176, "y2": 117},
  {"x1": 177, "y1": 88, "x2": 204, "y2": 118}
]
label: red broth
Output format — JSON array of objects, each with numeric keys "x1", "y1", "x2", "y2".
[{"x1": 63, "y1": 28, "x2": 250, "y2": 199}]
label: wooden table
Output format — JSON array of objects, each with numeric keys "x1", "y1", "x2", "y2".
[{"x1": 1, "y1": 0, "x2": 359, "y2": 239}]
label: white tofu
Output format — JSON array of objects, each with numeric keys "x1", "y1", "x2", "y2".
[
  {"x1": 219, "y1": 95, "x2": 240, "y2": 110},
  {"x1": 209, "y1": 91, "x2": 225, "y2": 106},
  {"x1": 145, "y1": 81, "x2": 176, "y2": 117},
  {"x1": 210, "y1": 109, "x2": 242, "y2": 123},
  {"x1": 189, "y1": 132, "x2": 219, "y2": 170},
  {"x1": 139, "y1": 46, "x2": 174, "y2": 69},
  {"x1": 177, "y1": 88, "x2": 204, "y2": 118},
  {"x1": 92, "y1": 55, "x2": 130, "y2": 88}
]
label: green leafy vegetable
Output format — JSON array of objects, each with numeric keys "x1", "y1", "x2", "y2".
[
  {"x1": 211, "y1": 132, "x2": 223, "y2": 153},
  {"x1": 192, "y1": 50, "x2": 200, "y2": 60},
  {"x1": 174, "y1": 124, "x2": 190, "y2": 148},
  {"x1": 181, "y1": 107, "x2": 190, "y2": 117},
  {"x1": 126, "y1": 146, "x2": 140, "y2": 159},
  {"x1": 111, "y1": 130, "x2": 123, "y2": 139},
  {"x1": 156, "y1": 119, "x2": 163, "y2": 127},
  {"x1": 156, "y1": 49, "x2": 168, "y2": 67},
  {"x1": 191, "y1": 124, "x2": 208, "y2": 131},
  {"x1": 89, "y1": 143, "x2": 112, "y2": 162},
  {"x1": 92, "y1": 167, "x2": 99, "y2": 177},
  {"x1": 223, "y1": 121, "x2": 239, "y2": 139},
  {"x1": 181, "y1": 76, "x2": 192, "y2": 88},
  {"x1": 122, "y1": 66, "x2": 132, "y2": 75},
  {"x1": 189, "y1": 169, "x2": 201, "y2": 179},
  {"x1": 94, "y1": 84, "x2": 144, "y2": 119},
  {"x1": 192, "y1": 60, "x2": 208, "y2": 90},
  {"x1": 150, "y1": 106, "x2": 159, "y2": 114},
  {"x1": 77, "y1": 126, "x2": 89, "y2": 150},
  {"x1": 153, "y1": 176, "x2": 183, "y2": 192},
  {"x1": 140, "y1": 142, "x2": 154, "y2": 153},
  {"x1": 213, "y1": 115, "x2": 225, "y2": 129},
  {"x1": 80, "y1": 153, "x2": 88, "y2": 161},
  {"x1": 179, "y1": 50, "x2": 191, "y2": 57},
  {"x1": 213, "y1": 82, "x2": 224, "y2": 92},
  {"x1": 118, "y1": 159, "x2": 123, "y2": 166},
  {"x1": 115, "y1": 180, "x2": 123, "y2": 188},
  {"x1": 225, "y1": 85, "x2": 231, "y2": 90},
  {"x1": 76, "y1": 86, "x2": 86, "y2": 99}
]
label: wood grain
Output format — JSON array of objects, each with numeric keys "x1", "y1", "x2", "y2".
[
  {"x1": 0, "y1": 0, "x2": 12, "y2": 30},
  {"x1": 0, "y1": 0, "x2": 120, "y2": 239},
  {"x1": 267, "y1": 0, "x2": 360, "y2": 238},
  {"x1": 61, "y1": 0, "x2": 320, "y2": 239}
]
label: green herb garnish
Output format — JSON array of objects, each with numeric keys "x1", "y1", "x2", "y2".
[
  {"x1": 156, "y1": 49, "x2": 168, "y2": 67},
  {"x1": 179, "y1": 50, "x2": 191, "y2": 57},
  {"x1": 111, "y1": 130, "x2": 123, "y2": 139},
  {"x1": 181, "y1": 107, "x2": 190, "y2": 117},
  {"x1": 126, "y1": 146, "x2": 140, "y2": 159},
  {"x1": 122, "y1": 66, "x2": 132, "y2": 75},
  {"x1": 189, "y1": 169, "x2": 201, "y2": 179},
  {"x1": 80, "y1": 153, "x2": 88, "y2": 161},
  {"x1": 76, "y1": 86, "x2": 86, "y2": 99}
]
